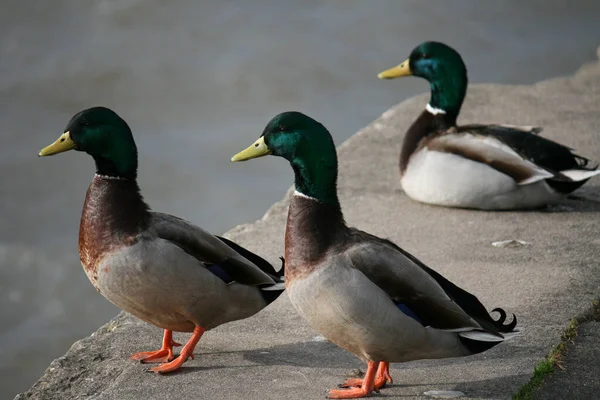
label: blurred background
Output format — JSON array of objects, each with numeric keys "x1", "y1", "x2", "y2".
[{"x1": 1, "y1": 0, "x2": 600, "y2": 397}]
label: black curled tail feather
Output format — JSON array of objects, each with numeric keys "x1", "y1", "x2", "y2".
[
  {"x1": 459, "y1": 308, "x2": 518, "y2": 355},
  {"x1": 491, "y1": 308, "x2": 518, "y2": 333},
  {"x1": 277, "y1": 256, "x2": 285, "y2": 279},
  {"x1": 574, "y1": 154, "x2": 597, "y2": 170}
]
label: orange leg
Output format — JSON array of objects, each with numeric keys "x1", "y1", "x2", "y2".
[
  {"x1": 339, "y1": 362, "x2": 393, "y2": 391},
  {"x1": 375, "y1": 362, "x2": 393, "y2": 389},
  {"x1": 130, "y1": 329, "x2": 181, "y2": 363},
  {"x1": 150, "y1": 326, "x2": 206, "y2": 374},
  {"x1": 328, "y1": 361, "x2": 377, "y2": 399}
]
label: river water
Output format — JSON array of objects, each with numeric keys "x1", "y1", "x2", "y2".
[{"x1": 1, "y1": 1, "x2": 599, "y2": 397}]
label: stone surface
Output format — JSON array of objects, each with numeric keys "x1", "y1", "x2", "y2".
[
  {"x1": 534, "y1": 321, "x2": 600, "y2": 400},
  {"x1": 16, "y1": 51, "x2": 600, "y2": 399}
]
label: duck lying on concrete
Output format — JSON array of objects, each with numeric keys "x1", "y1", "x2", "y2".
[{"x1": 379, "y1": 41, "x2": 600, "y2": 210}]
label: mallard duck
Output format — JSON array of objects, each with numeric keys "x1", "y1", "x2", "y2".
[
  {"x1": 231, "y1": 111, "x2": 518, "y2": 399},
  {"x1": 39, "y1": 106, "x2": 285, "y2": 374},
  {"x1": 378, "y1": 41, "x2": 600, "y2": 210}
]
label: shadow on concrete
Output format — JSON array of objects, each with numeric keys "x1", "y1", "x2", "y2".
[
  {"x1": 243, "y1": 340, "x2": 535, "y2": 368},
  {"x1": 244, "y1": 340, "x2": 359, "y2": 368}
]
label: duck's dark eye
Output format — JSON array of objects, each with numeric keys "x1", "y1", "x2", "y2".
[
  {"x1": 277, "y1": 125, "x2": 287, "y2": 132},
  {"x1": 420, "y1": 53, "x2": 430, "y2": 60}
]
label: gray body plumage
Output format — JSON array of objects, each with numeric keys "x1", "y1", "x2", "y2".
[
  {"x1": 288, "y1": 260, "x2": 470, "y2": 363},
  {"x1": 80, "y1": 176, "x2": 283, "y2": 333},
  {"x1": 95, "y1": 219, "x2": 270, "y2": 332},
  {"x1": 285, "y1": 194, "x2": 516, "y2": 363}
]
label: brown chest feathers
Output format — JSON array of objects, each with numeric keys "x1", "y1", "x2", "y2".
[
  {"x1": 284, "y1": 194, "x2": 346, "y2": 283},
  {"x1": 78, "y1": 175, "x2": 150, "y2": 286},
  {"x1": 400, "y1": 110, "x2": 455, "y2": 175}
]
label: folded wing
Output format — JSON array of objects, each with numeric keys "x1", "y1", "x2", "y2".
[{"x1": 148, "y1": 212, "x2": 277, "y2": 285}]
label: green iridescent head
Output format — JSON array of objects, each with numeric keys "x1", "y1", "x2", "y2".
[
  {"x1": 379, "y1": 41, "x2": 468, "y2": 118},
  {"x1": 232, "y1": 111, "x2": 339, "y2": 205},
  {"x1": 39, "y1": 107, "x2": 138, "y2": 179}
]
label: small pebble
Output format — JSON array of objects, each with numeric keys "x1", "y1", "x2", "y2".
[{"x1": 491, "y1": 239, "x2": 530, "y2": 248}]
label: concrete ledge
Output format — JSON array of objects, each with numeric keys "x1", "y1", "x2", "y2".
[
  {"x1": 17, "y1": 49, "x2": 600, "y2": 399},
  {"x1": 537, "y1": 321, "x2": 600, "y2": 398}
]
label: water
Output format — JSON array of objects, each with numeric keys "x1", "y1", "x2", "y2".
[{"x1": 1, "y1": 0, "x2": 599, "y2": 397}]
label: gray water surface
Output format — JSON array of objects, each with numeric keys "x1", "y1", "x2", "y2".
[{"x1": 2, "y1": 1, "x2": 600, "y2": 397}]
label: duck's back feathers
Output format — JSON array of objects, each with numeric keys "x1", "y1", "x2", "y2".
[
  {"x1": 447, "y1": 124, "x2": 600, "y2": 192},
  {"x1": 426, "y1": 132, "x2": 555, "y2": 185},
  {"x1": 459, "y1": 124, "x2": 582, "y2": 170},
  {"x1": 148, "y1": 213, "x2": 277, "y2": 286},
  {"x1": 345, "y1": 229, "x2": 516, "y2": 342},
  {"x1": 386, "y1": 236, "x2": 517, "y2": 333}
]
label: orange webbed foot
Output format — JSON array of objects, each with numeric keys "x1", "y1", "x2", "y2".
[
  {"x1": 339, "y1": 378, "x2": 364, "y2": 388},
  {"x1": 329, "y1": 361, "x2": 377, "y2": 398},
  {"x1": 338, "y1": 362, "x2": 392, "y2": 392},
  {"x1": 149, "y1": 326, "x2": 205, "y2": 374},
  {"x1": 149, "y1": 354, "x2": 189, "y2": 374},
  {"x1": 328, "y1": 386, "x2": 372, "y2": 399},
  {"x1": 131, "y1": 348, "x2": 175, "y2": 364},
  {"x1": 130, "y1": 329, "x2": 180, "y2": 363}
]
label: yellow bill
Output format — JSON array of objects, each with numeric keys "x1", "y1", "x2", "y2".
[
  {"x1": 39, "y1": 131, "x2": 76, "y2": 156},
  {"x1": 231, "y1": 136, "x2": 271, "y2": 162},
  {"x1": 377, "y1": 58, "x2": 411, "y2": 79}
]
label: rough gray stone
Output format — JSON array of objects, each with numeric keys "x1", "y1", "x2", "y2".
[
  {"x1": 16, "y1": 50, "x2": 600, "y2": 400},
  {"x1": 534, "y1": 321, "x2": 600, "y2": 400}
]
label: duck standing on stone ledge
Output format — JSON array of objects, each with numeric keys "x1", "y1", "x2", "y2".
[
  {"x1": 39, "y1": 106, "x2": 285, "y2": 374},
  {"x1": 231, "y1": 111, "x2": 519, "y2": 399},
  {"x1": 378, "y1": 41, "x2": 600, "y2": 210}
]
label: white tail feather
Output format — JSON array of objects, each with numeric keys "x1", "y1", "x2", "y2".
[
  {"x1": 459, "y1": 328, "x2": 522, "y2": 342},
  {"x1": 458, "y1": 331, "x2": 505, "y2": 342},
  {"x1": 442, "y1": 327, "x2": 479, "y2": 333},
  {"x1": 560, "y1": 169, "x2": 600, "y2": 182},
  {"x1": 500, "y1": 329, "x2": 522, "y2": 340}
]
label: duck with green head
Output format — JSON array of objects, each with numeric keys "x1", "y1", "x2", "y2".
[
  {"x1": 232, "y1": 112, "x2": 518, "y2": 398},
  {"x1": 378, "y1": 41, "x2": 600, "y2": 210},
  {"x1": 39, "y1": 106, "x2": 285, "y2": 374}
]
